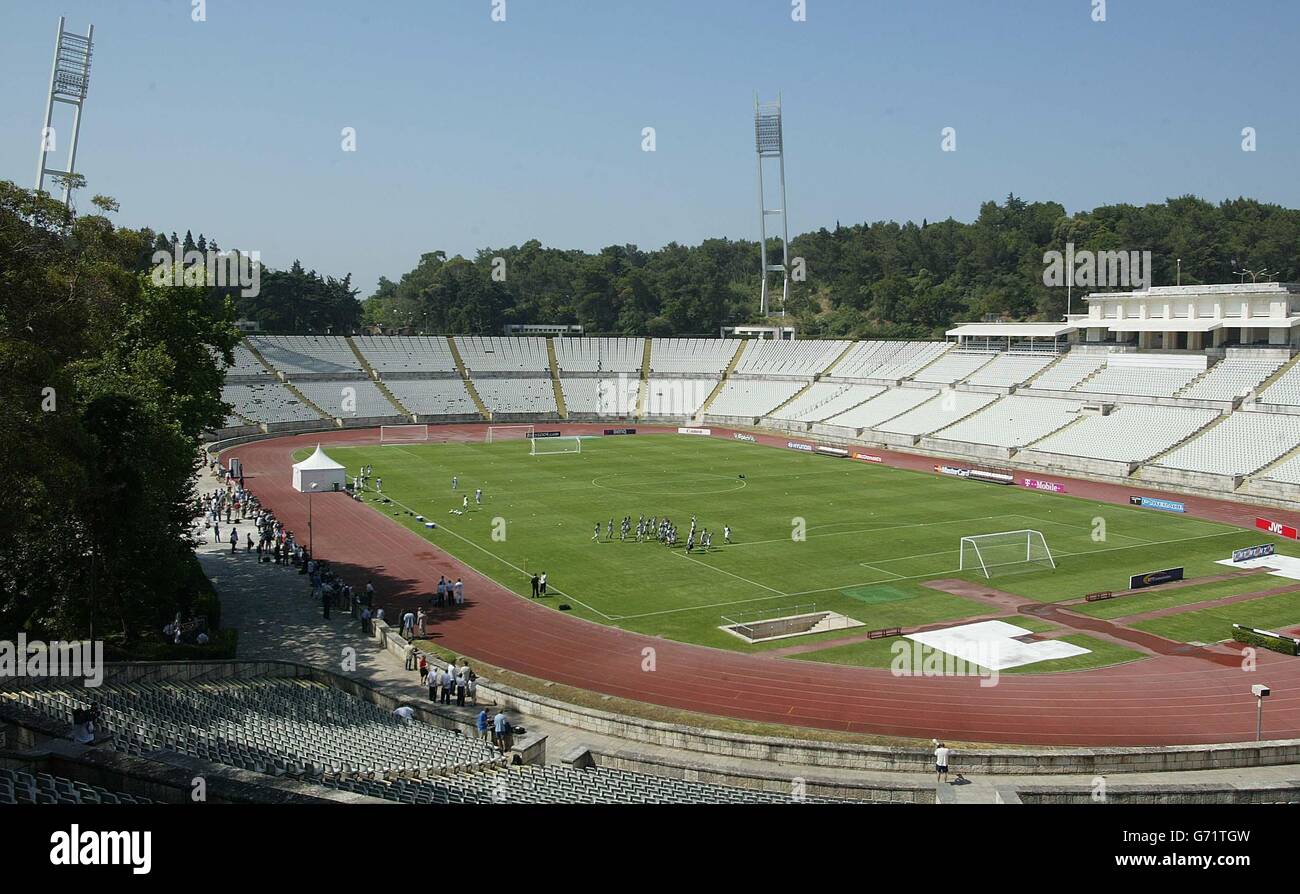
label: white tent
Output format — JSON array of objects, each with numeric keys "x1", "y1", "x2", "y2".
[{"x1": 292, "y1": 445, "x2": 346, "y2": 493}]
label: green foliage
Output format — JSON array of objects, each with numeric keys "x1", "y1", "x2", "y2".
[
  {"x1": 365, "y1": 194, "x2": 1300, "y2": 336},
  {"x1": 0, "y1": 180, "x2": 239, "y2": 644},
  {"x1": 1231, "y1": 626, "x2": 1299, "y2": 657}
]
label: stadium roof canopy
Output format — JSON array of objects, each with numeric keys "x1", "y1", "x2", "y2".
[{"x1": 945, "y1": 322, "x2": 1077, "y2": 338}]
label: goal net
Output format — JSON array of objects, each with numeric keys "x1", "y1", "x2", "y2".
[
  {"x1": 531, "y1": 436, "x2": 581, "y2": 456},
  {"x1": 959, "y1": 530, "x2": 1055, "y2": 579},
  {"x1": 486, "y1": 424, "x2": 533, "y2": 444},
  {"x1": 380, "y1": 423, "x2": 429, "y2": 443}
]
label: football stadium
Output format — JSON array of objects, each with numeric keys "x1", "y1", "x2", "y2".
[{"x1": 1, "y1": 1, "x2": 1298, "y2": 874}]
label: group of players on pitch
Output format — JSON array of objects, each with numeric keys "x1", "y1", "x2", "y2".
[{"x1": 592, "y1": 514, "x2": 731, "y2": 553}]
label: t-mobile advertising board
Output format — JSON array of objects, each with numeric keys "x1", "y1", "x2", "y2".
[
  {"x1": 1256, "y1": 517, "x2": 1300, "y2": 540},
  {"x1": 1022, "y1": 477, "x2": 1065, "y2": 493}
]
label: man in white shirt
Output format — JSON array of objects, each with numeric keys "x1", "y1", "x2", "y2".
[
  {"x1": 392, "y1": 706, "x2": 415, "y2": 721},
  {"x1": 453, "y1": 578, "x2": 464, "y2": 605},
  {"x1": 934, "y1": 742, "x2": 951, "y2": 783}
]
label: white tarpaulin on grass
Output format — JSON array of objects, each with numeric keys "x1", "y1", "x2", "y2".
[
  {"x1": 1215, "y1": 553, "x2": 1300, "y2": 581},
  {"x1": 906, "y1": 619, "x2": 1090, "y2": 671}
]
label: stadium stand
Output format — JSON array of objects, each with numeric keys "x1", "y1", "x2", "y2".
[
  {"x1": 964, "y1": 353, "x2": 1055, "y2": 388},
  {"x1": 769, "y1": 382, "x2": 885, "y2": 422},
  {"x1": 474, "y1": 377, "x2": 559, "y2": 415},
  {"x1": 873, "y1": 390, "x2": 998, "y2": 436},
  {"x1": 382, "y1": 378, "x2": 479, "y2": 417},
  {"x1": 931, "y1": 395, "x2": 1084, "y2": 448},
  {"x1": 1024, "y1": 352, "x2": 1107, "y2": 391},
  {"x1": 1177, "y1": 354, "x2": 1286, "y2": 402},
  {"x1": 828, "y1": 340, "x2": 949, "y2": 380},
  {"x1": 553, "y1": 337, "x2": 645, "y2": 373},
  {"x1": 222, "y1": 382, "x2": 323, "y2": 424},
  {"x1": 2, "y1": 679, "x2": 501, "y2": 777},
  {"x1": 822, "y1": 387, "x2": 937, "y2": 430},
  {"x1": 910, "y1": 351, "x2": 997, "y2": 385},
  {"x1": 648, "y1": 338, "x2": 740, "y2": 376},
  {"x1": 354, "y1": 336, "x2": 459, "y2": 374},
  {"x1": 0, "y1": 767, "x2": 156, "y2": 805},
  {"x1": 1075, "y1": 364, "x2": 1204, "y2": 398},
  {"x1": 644, "y1": 378, "x2": 716, "y2": 417},
  {"x1": 1256, "y1": 450, "x2": 1300, "y2": 485},
  {"x1": 250, "y1": 336, "x2": 364, "y2": 375},
  {"x1": 1258, "y1": 361, "x2": 1300, "y2": 407},
  {"x1": 561, "y1": 377, "x2": 640, "y2": 415},
  {"x1": 1022, "y1": 405, "x2": 1218, "y2": 463},
  {"x1": 225, "y1": 342, "x2": 274, "y2": 378},
  {"x1": 293, "y1": 380, "x2": 397, "y2": 418},
  {"x1": 733, "y1": 339, "x2": 851, "y2": 376},
  {"x1": 705, "y1": 379, "x2": 806, "y2": 418},
  {"x1": 455, "y1": 336, "x2": 550, "y2": 372},
  {"x1": 1148, "y1": 412, "x2": 1300, "y2": 477}
]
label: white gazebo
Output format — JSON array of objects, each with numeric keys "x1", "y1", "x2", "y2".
[{"x1": 292, "y1": 445, "x2": 346, "y2": 493}]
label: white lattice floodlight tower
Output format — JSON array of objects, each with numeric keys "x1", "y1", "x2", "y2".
[
  {"x1": 35, "y1": 17, "x2": 94, "y2": 207},
  {"x1": 754, "y1": 93, "x2": 790, "y2": 318}
]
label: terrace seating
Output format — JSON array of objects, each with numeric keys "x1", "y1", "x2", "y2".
[
  {"x1": 1178, "y1": 355, "x2": 1286, "y2": 402},
  {"x1": 455, "y1": 337, "x2": 550, "y2": 372},
  {"x1": 1258, "y1": 362, "x2": 1300, "y2": 407},
  {"x1": 474, "y1": 377, "x2": 558, "y2": 415},
  {"x1": 1, "y1": 679, "x2": 501, "y2": 778},
  {"x1": 1148, "y1": 412, "x2": 1300, "y2": 477},
  {"x1": 561, "y1": 377, "x2": 640, "y2": 415},
  {"x1": 964, "y1": 353, "x2": 1055, "y2": 388},
  {"x1": 293, "y1": 380, "x2": 398, "y2": 418},
  {"x1": 1022, "y1": 405, "x2": 1217, "y2": 463},
  {"x1": 249, "y1": 336, "x2": 364, "y2": 375},
  {"x1": 553, "y1": 337, "x2": 645, "y2": 373},
  {"x1": 222, "y1": 382, "x2": 323, "y2": 423},
  {"x1": 648, "y1": 338, "x2": 740, "y2": 376},
  {"x1": 910, "y1": 351, "x2": 997, "y2": 385},
  {"x1": 821, "y1": 387, "x2": 937, "y2": 430},
  {"x1": 768, "y1": 382, "x2": 884, "y2": 423},
  {"x1": 0, "y1": 767, "x2": 155, "y2": 805},
  {"x1": 705, "y1": 379, "x2": 806, "y2": 418},
  {"x1": 1255, "y1": 450, "x2": 1300, "y2": 485},
  {"x1": 733, "y1": 339, "x2": 851, "y2": 377},
  {"x1": 224, "y1": 342, "x2": 273, "y2": 379},
  {"x1": 873, "y1": 390, "x2": 997, "y2": 436},
  {"x1": 1024, "y1": 352, "x2": 1107, "y2": 391},
  {"x1": 1075, "y1": 364, "x2": 1203, "y2": 398},
  {"x1": 828, "y1": 341, "x2": 949, "y2": 380},
  {"x1": 643, "y1": 378, "x2": 716, "y2": 416},
  {"x1": 354, "y1": 336, "x2": 459, "y2": 374},
  {"x1": 383, "y1": 378, "x2": 479, "y2": 416},
  {"x1": 931, "y1": 395, "x2": 1084, "y2": 448}
]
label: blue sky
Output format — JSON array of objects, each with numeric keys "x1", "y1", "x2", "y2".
[{"x1": 2, "y1": 0, "x2": 1297, "y2": 297}]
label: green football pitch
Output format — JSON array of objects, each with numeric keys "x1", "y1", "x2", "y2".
[{"x1": 301, "y1": 434, "x2": 1300, "y2": 667}]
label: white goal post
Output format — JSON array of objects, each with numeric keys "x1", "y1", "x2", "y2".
[
  {"x1": 380, "y1": 423, "x2": 430, "y2": 443},
  {"x1": 485, "y1": 424, "x2": 534, "y2": 444},
  {"x1": 531, "y1": 436, "x2": 582, "y2": 456},
  {"x1": 959, "y1": 529, "x2": 1055, "y2": 579}
]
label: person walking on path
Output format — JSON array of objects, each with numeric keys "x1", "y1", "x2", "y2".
[{"x1": 229, "y1": 528, "x2": 238, "y2": 553}]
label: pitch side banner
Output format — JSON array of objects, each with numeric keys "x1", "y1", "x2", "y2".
[
  {"x1": 787, "y1": 441, "x2": 814, "y2": 452},
  {"x1": 603, "y1": 428, "x2": 636, "y2": 436},
  {"x1": 1256, "y1": 516, "x2": 1300, "y2": 540},
  {"x1": 853, "y1": 452, "x2": 883, "y2": 463},
  {"x1": 733, "y1": 433, "x2": 757, "y2": 443},
  {"x1": 935, "y1": 464, "x2": 968, "y2": 477},
  {"x1": 1129, "y1": 566, "x2": 1185, "y2": 589},
  {"x1": 526, "y1": 430, "x2": 562, "y2": 438},
  {"x1": 677, "y1": 427, "x2": 711, "y2": 436},
  {"x1": 1232, "y1": 543, "x2": 1276, "y2": 563},
  {"x1": 1129, "y1": 495, "x2": 1186, "y2": 513},
  {"x1": 1022, "y1": 477, "x2": 1066, "y2": 493}
]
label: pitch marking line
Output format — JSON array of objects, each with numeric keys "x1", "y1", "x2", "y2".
[{"x1": 371, "y1": 492, "x2": 616, "y2": 621}]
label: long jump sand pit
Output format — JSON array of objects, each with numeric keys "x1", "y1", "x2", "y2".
[{"x1": 906, "y1": 620, "x2": 1090, "y2": 671}]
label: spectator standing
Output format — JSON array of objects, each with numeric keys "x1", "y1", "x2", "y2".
[
  {"x1": 530, "y1": 573, "x2": 540, "y2": 598},
  {"x1": 454, "y1": 578, "x2": 464, "y2": 605},
  {"x1": 935, "y1": 742, "x2": 951, "y2": 784},
  {"x1": 476, "y1": 708, "x2": 490, "y2": 742},
  {"x1": 539, "y1": 572, "x2": 548, "y2": 597}
]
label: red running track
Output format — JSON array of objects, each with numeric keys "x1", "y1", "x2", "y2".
[{"x1": 224, "y1": 424, "x2": 1300, "y2": 746}]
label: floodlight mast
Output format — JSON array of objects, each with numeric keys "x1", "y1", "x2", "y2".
[
  {"x1": 755, "y1": 93, "x2": 790, "y2": 318},
  {"x1": 35, "y1": 16, "x2": 94, "y2": 207}
]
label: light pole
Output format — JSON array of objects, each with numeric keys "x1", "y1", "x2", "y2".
[
  {"x1": 1253, "y1": 684, "x2": 1270, "y2": 741},
  {"x1": 1176, "y1": 258, "x2": 1181, "y2": 286},
  {"x1": 307, "y1": 481, "x2": 318, "y2": 558}
]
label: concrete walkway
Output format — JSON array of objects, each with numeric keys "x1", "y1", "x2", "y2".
[{"x1": 193, "y1": 471, "x2": 1300, "y2": 804}]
